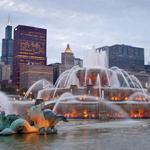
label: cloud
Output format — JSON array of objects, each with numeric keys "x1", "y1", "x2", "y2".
[{"x1": 0, "y1": 0, "x2": 150, "y2": 64}]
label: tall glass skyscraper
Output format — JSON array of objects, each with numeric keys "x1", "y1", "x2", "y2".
[
  {"x1": 1, "y1": 25, "x2": 14, "y2": 67},
  {"x1": 13, "y1": 25, "x2": 47, "y2": 86}
]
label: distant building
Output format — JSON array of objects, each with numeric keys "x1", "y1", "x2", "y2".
[
  {"x1": 20, "y1": 64, "x2": 53, "y2": 89},
  {"x1": 144, "y1": 65, "x2": 150, "y2": 73},
  {"x1": 49, "y1": 44, "x2": 83, "y2": 84},
  {"x1": 97, "y1": 44, "x2": 144, "y2": 71},
  {"x1": 13, "y1": 25, "x2": 47, "y2": 87},
  {"x1": 49, "y1": 63, "x2": 66, "y2": 84},
  {"x1": 96, "y1": 44, "x2": 150, "y2": 87},
  {"x1": 61, "y1": 44, "x2": 75, "y2": 69},
  {"x1": 1, "y1": 25, "x2": 13, "y2": 69},
  {"x1": 0, "y1": 62, "x2": 11, "y2": 81}
]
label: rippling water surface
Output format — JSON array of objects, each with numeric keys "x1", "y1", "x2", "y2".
[{"x1": 0, "y1": 120, "x2": 150, "y2": 150}]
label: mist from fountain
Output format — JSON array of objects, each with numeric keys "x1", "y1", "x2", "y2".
[
  {"x1": 0, "y1": 92, "x2": 13, "y2": 114},
  {"x1": 85, "y1": 46, "x2": 109, "y2": 68},
  {"x1": 24, "y1": 79, "x2": 53, "y2": 99}
]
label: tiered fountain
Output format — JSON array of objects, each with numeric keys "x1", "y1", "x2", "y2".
[{"x1": 33, "y1": 47, "x2": 150, "y2": 120}]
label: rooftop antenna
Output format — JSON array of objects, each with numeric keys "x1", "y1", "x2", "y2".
[{"x1": 7, "y1": 14, "x2": 11, "y2": 26}]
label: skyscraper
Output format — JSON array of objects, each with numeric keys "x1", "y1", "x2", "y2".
[
  {"x1": 13, "y1": 25, "x2": 47, "y2": 86},
  {"x1": 61, "y1": 44, "x2": 83, "y2": 68},
  {"x1": 1, "y1": 25, "x2": 13, "y2": 67},
  {"x1": 50, "y1": 44, "x2": 83, "y2": 84},
  {"x1": 97, "y1": 44, "x2": 144, "y2": 71},
  {"x1": 0, "y1": 62, "x2": 11, "y2": 81},
  {"x1": 61, "y1": 44, "x2": 74, "y2": 68}
]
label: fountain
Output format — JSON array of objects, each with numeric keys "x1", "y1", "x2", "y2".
[
  {"x1": 37, "y1": 47, "x2": 150, "y2": 119},
  {"x1": 0, "y1": 92, "x2": 13, "y2": 114},
  {"x1": 24, "y1": 79, "x2": 53, "y2": 100}
]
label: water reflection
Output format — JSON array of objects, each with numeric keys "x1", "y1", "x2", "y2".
[{"x1": 0, "y1": 120, "x2": 150, "y2": 150}]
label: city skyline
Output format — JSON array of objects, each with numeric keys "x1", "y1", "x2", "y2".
[{"x1": 0, "y1": 0, "x2": 150, "y2": 64}]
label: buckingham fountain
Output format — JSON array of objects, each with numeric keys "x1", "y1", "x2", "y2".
[
  {"x1": 27, "y1": 47, "x2": 150, "y2": 120},
  {"x1": 0, "y1": 47, "x2": 150, "y2": 135}
]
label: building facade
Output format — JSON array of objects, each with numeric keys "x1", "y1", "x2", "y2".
[
  {"x1": 61, "y1": 44, "x2": 83, "y2": 68},
  {"x1": 13, "y1": 25, "x2": 47, "y2": 87},
  {"x1": 97, "y1": 44, "x2": 144, "y2": 71},
  {"x1": 0, "y1": 62, "x2": 11, "y2": 81},
  {"x1": 20, "y1": 64, "x2": 53, "y2": 89},
  {"x1": 49, "y1": 63, "x2": 66, "y2": 84},
  {"x1": 61, "y1": 44, "x2": 75, "y2": 69},
  {"x1": 144, "y1": 65, "x2": 150, "y2": 73},
  {"x1": 50, "y1": 44, "x2": 83, "y2": 84},
  {"x1": 1, "y1": 25, "x2": 13, "y2": 68}
]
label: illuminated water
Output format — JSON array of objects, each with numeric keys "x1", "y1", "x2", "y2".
[{"x1": 1, "y1": 120, "x2": 150, "y2": 150}]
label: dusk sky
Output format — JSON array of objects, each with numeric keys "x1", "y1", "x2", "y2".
[{"x1": 0, "y1": 0, "x2": 150, "y2": 64}]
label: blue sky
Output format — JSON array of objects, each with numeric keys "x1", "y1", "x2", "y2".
[{"x1": 0, "y1": 0, "x2": 150, "y2": 64}]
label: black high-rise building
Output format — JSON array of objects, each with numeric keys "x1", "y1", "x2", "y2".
[
  {"x1": 1, "y1": 25, "x2": 13, "y2": 67},
  {"x1": 97, "y1": 44, "x2": 144, "y2": 71}
]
